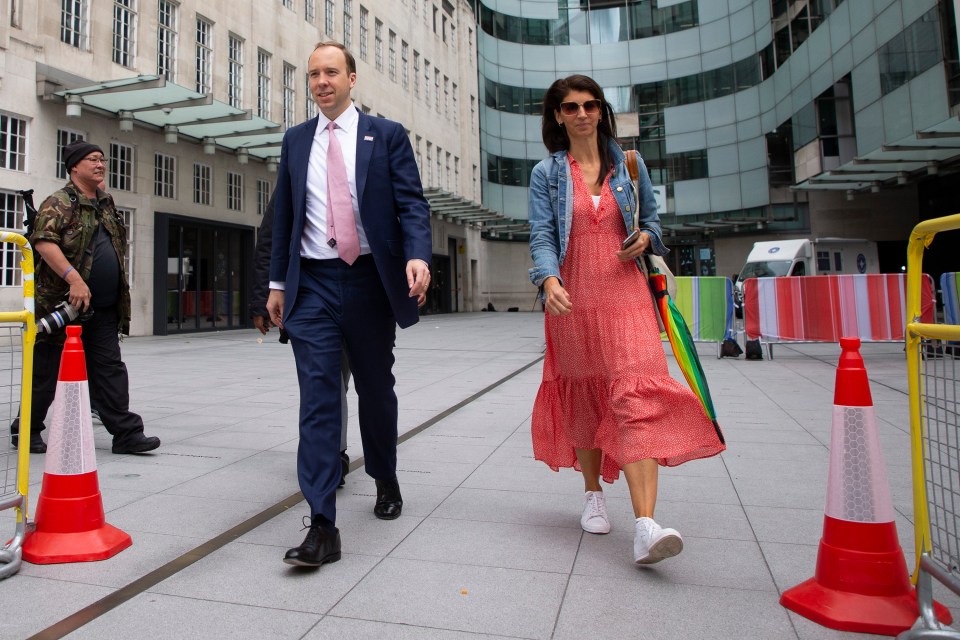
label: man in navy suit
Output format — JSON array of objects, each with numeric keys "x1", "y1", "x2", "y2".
[{"x1": 267, "y1": 41, "x2": 431, "y2": 567}]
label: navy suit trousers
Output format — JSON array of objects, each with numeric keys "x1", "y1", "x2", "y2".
[{"x1": 283, "y1": 255, "x2": 399, "y2": 524}]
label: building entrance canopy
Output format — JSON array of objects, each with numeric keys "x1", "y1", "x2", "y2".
[
  {"x1": 42, "y1": 65, "x2": 283, "y2": 161},
  {"x1": 793, "y1": 114, "x2": 960, "y2": 194}
]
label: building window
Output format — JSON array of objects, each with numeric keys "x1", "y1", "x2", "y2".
[
  {"x1": 375, "y1": 19, "x2": 383, "y2": 72},
  {"x1": 452, "y1": 82, "x2": 458, "y2": 124},
  {"x1": 425, "y1": 142, "x2": 432, "y2": 186},
  {"x1": 0, "y1": 115, "x2": 27, "y2": 173},
  {"x1": 282, "y1": 62, "x2": 296, "y2": 129},
  {"x1": 10, "y1": 0, "x2": 23, "y2": 29},
  {"x1": 443, "y1": 76, "x2": 449, "y2": 119},
  {"x1": 257, "y1": 49, "x2": 271, "y2": 119},
  {"x1": 60, "y1": 0, "x2": 89, "y2": 49},
  {"x1": 359, "y1": 6, "x2": 368, "y2": 62},
  {"x1": 467, "y1": 27, "x2": 473, "y2": 64},
  {"x1": 0, "y1": 191, "x2": 24, "y2": 286},
  {"x1": 879, "y1": 7, "x2": 943, "y2": 96},
  {"x1": 423, "y1": 59, "x2": 430, "y2": 104},
  {"x1": 195, "y1": 17, "x2": 213, "y2": 94},
  {"x1": 193, "y1": 163, "x2": 211, "y2": 205},
  {"x1": 454, "y1": 156, "x2": 460, "y2": 193},
  {"x1": 157, "y1": 0, "x2": 177, "y2": 82},
  {"x1": 108, "y1": 142, "x2": 134, "y2": 191},
  {"x1": 434, "y1": 68, "x2": 441, "y2": 113},
  {"x1": 56, "y1": 128, "x2": 85, "y2": 179},
  {"x1": 228, "y1": 34, "x2": 243, "y2": 108},
  {"x1": 413, "y1": 51, "x2": 420, "y2": 98},
  {"x1": 388, "y1": 30, "x2": 396, "y2": 81},
  {"x1": 343, "y1": 0, "x2": 352, "y2": 49},
  {"x1": 282, "y1": 0, "x2": 293, "y2": 8},
  {"x1": 227, "y1": 172, "x2": 243, "y2": 211},
  {"x1": 304, "y1": 72, "x2": 318, "y2": 119},
  {"x1": 414, "y1": 135, "x2": 422, "y2": 171},
  {"x1": 116, "y1": 206, "x2": 134, "y2": 283},
  {"x1": 154, "y1": 153, "x2": 176, "y2": 199},
  {"x1": 257, "y1": 179, "x2": 271, "y2": 216},
  {"x1": 401, "y1": 41, "x2": 409, "y2": 89},
  {"x1": 305, "y1": 0, "x2": 315, "y2": 23},
  {"x1": 112, "y1": 0, "x2": 136, "y2": 67},
  {"x1": 324, "y1": 0, "x2": 335, "y2": 35}
]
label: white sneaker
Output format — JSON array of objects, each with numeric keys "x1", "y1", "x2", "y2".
[
  {"x1": 634, "y1": 517, "x2": 683, "y2": 565},
  {"x1": 580, "y1": 491, "x2": 611, "y2": 534}
]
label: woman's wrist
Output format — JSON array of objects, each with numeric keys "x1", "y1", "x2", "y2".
[{"x1": 62, "y1": 265, "x2": 75, "y2": 280}]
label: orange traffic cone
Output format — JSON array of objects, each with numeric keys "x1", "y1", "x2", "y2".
[
  {"x1": 22, "y1": 325, "x2": 131, "y2": 564},
  {"x1": 780, "y1": 337, "x2": 952, "y2": 635}
]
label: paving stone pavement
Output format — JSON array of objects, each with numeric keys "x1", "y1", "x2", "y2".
[{"x1": 1, "y1": 312, "x2": 957, "y2": 639}]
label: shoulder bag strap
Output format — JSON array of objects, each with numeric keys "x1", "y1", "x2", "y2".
[{"x1": 624, "y1": 150, "x2": 640, "y2": 231}]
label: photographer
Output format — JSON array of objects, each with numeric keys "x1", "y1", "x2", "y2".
[{"x1": 9, "y1": 140, "x2": 160, "y2": 454}]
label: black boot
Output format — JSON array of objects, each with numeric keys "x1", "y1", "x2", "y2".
[
  {"x1": 374, "y1": 478, "x2": 403, "y2": 520},
  {"x1": 10, "y1": 420, "x2": 46, "y2": 454},
  {"x1": 283, "y1": 516, "x2": 341, "y2": 567}
]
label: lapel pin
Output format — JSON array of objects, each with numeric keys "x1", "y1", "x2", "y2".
[{"x1": 363, "y1": 135, "x2": 374, "y2": 141}]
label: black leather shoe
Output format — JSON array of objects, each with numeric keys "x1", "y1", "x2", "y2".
[
  {"x1": 112, "y1": 434, "x2": 161, "y2": 454},
  {"x1": 374, "y1": 478, "x2": 403, "y2": 520},
  {"x1": 338, "y1": 450, "x2": 350, "y2": 488},
  {"x1": 10, "y1": 428, "x2": 46, "y2": 454},
  {"x1": 283, "y1": 517, "x2": 342, "y2": 567}
]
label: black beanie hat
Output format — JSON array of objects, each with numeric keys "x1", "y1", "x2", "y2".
[{"x1": 63, "y1": 140, "x2": 103, "y2": 174}]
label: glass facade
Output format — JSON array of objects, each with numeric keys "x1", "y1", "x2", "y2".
[{"x1": 478, "y1": 0, "x2": 698, "y2": 46}]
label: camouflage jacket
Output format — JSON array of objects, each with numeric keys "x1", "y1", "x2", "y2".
[{"x1": 31, "y1": 181, "x2": 131, "y2": 343}]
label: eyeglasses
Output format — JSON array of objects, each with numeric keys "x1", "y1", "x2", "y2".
[
  {"x1": 84, "y1": 156, "x2": 109, "y2": 165},
  {"x1": 558, "y1": 100, "x2": 602, "y2": 116}
]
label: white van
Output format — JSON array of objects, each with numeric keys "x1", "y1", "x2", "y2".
[{"x1": 734, "y1": 238, "x2": 880, "y2": 313}]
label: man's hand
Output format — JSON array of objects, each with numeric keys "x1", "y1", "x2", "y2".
[
  {"x1": 266, "y1": 290, "x2": 285, "y2": 329},
  {"x1": 34, "y1": 239, "x2": 91, "y2": 312},
  {"x1": 406, "y1": 259, "x2": 430, "y2": 298},
  {"x1": 253, "y1": 315, "x2": 272, "y2": 335}
]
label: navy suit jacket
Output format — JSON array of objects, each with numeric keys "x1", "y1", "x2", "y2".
[{"x1": 270, "y1": 109, "x2": 432, "y2": 329}]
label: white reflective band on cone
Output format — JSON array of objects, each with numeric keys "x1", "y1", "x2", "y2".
[
  {"x1": 45, "y1": 380, "x2": 97, "y2": 475},
  {"x1": 824, "y1": 405, "x2": 895, "y2": 523}
]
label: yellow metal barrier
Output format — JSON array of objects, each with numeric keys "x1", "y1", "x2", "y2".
[
  {"x1": 901, "y1": 213, "x2": 960, "y2": 638},
  {"x1": 0, "y1": 231, "x2": 36, "y2": 580}
]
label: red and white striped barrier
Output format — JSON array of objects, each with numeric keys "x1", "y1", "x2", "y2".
[{"x1": 744, "y1": 274, "x2": 935, "y2": 343}]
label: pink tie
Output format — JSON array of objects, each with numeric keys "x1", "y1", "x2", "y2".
[{"x1": 326, "y1": 121, "x2": 360, "y2": 265}]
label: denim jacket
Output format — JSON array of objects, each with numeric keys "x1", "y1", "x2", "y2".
[{"x1": 528, "y1": 140, "x2": 667, "y2": 291}]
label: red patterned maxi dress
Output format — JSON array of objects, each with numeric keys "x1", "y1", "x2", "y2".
[{"x1": 532, "y1": 157, "x2": 725, "y2": 483}]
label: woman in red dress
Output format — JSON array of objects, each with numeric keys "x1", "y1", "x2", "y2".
[{"x1": 528, "y1": 75, "x2": 726, "y2": 565}]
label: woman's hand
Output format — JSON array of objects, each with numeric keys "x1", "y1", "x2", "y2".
[
  {"x1": 543, "y1": 277, "x2": 572, "y2": 316},
  {"x1": 615, "y1": 230, "x2": 651, "y2": 261}
]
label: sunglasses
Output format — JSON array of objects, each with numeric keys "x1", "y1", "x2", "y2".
[{"x1": 559, "y1": 100, "x2": 602, "y2": 116}]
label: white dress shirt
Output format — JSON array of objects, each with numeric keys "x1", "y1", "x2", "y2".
[
  {"x1": 271, "y1": 103, "x2": 370, "y2": 291},
  {"x1": 301, "y1": 103, "x2": 370, "y2": 259}
]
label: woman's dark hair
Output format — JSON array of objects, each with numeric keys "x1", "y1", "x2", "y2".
[{"x1": 541, "y1": 75, "x2": 618, "y2": 185}]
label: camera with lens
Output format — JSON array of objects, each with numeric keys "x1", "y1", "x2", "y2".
[{"x1": 37, "y1": 300, "x2": 93, "y2": 334}]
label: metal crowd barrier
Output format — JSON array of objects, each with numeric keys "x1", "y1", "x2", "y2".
[
  {"x1": 0, "y1": 231, "x2": 36, "y2": 580},
  {"x1": 900, "y1": 213, "x2": 960, "y2": 639}
]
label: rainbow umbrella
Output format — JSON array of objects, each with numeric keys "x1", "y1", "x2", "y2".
[{"x1": 649, "y1": 272, "x2": 724, "y2": 441}]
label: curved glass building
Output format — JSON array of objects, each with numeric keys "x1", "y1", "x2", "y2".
[{"x1": 477, "y1": 0, "x2": 960, "y2": 279}]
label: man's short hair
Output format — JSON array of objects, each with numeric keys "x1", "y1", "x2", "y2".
[{"x1": 312, "y1": 41, "x2": 356, "y2": 74}]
